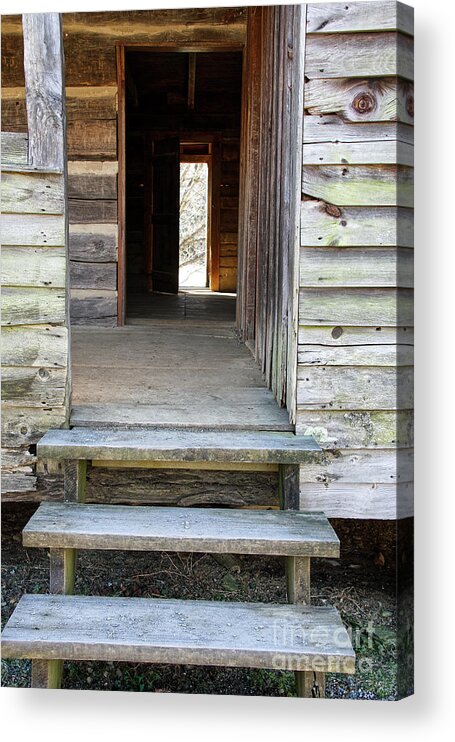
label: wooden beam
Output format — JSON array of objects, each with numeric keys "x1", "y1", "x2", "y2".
[
  {"x1": 187, "y1": 53, "x2": 196, "y2": 109},
  {"x1": 22, "y1": 14, "x2": 66, "y2": 171}
]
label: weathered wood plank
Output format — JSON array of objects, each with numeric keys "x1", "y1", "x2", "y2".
[
  {"x1": 1, "y1": 287, "x2": 66, "y2": 326},
  {"x1": 70, "y1": 261, "x2": 117, "y2": 291},
  {"x1": 1, "y1": 326, "x2": 68, "y2": 367},
  {"x1": 37, "y1": 427, "x2": 321, "y2": 464},
  {"x1": 70, "y1": 291, "x2": 118, "y2": 324},
  {"x1": 306, "y1": 2, "x2": 414, "y2": 35},
  {"x1": 1, "y1": 213, "x2": 65, "y2": 247},
  {"x1": 298, "y1": 325, "x2": 413, "y2": 366},
  {"x1": 296, "y1": 409, "x2": 413, "y2": 449},
  {"x1": 2, "y1": 593, "x2": 355, "y2": 674},
  {"x1": 305, "y1": 32, "x2": 413, "y2": 80},
  {"x1": 299, "y1": 448, "x2": 414, "y2": 484},
  {"x1": 299, "y1": 247, "x2": 413, "y2": 287},
  {"x1": 304, "y1": 116, "x2": 414, "y2": 147},
  {"x1": 1, "y1": 470, "x2": 37, "y2": 495},
  {"x1": 303, "y1": 140, "x2": 413, "y2": 166},
  {"x1": 1, "y1": 247, "x2": 66, "y2": 289},
  {"x1": 67, "y1": 120, "x2": 117, "y2": 160},
  {"x1": 1, "y1": 406, "x2": 67, "y2": 447},
  {"x1": 1, "y1": 86, "x2": 118, "y2": 131},
  {"x1": 297, "y1": 366, "x2": 413, "y2": 410},
  {"x1": 22, "y1": 14, "x2": 65, "y2": 170},
  {"x1": 304, "y1": 78, "x2": 414, "y2": 125},
  {"x1": 302, "y1": 165, "x2": 413, "y2": 207},
  {"x1": 1, "y1": 367, "x2": 67, "y2": 406},
  {"x1": 300, "y1": 201, "x2": 413, "y2": 247},
  {"x1": 1, "y1": 447, "x2": 37, "y2": 470},
  {"x1": 24, "y1": 502, "x2": 339, "y2": 557},
  {"x1": 1, "y1": 132, "x2": 28, "y2": 164},
  {"x1": 300, "y1": 481, "x2": 413, "y2": 519},
  {"x1": 1, "y1": 171, "x2": 65, "y2": 215},
  {"x1": 299, "y1": 288, "x2": 413, "y2": 326},
  {"x1": 68, "y1": 199, "x2": 117, "y2": 224},
  {"x1": 69, "y1": 224, "x2": 118, "y2": 262},
  {"x1": 68, "y1": 161, "x2": 118, "y2": 199}
]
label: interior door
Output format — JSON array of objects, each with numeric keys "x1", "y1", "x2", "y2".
[{"x1": 149, "y1": 137, "x2": 180, "y2": 294}]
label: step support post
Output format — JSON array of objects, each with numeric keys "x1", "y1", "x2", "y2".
[{"x1": 279, "y1": 463, "x2": 326, "y2": 699}]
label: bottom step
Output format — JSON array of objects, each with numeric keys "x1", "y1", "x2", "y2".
[{"x1": 2, "y1": 594, "x2": 355, "y2": 674}]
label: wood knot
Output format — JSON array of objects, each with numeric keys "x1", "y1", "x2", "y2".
[
  {"x1": 351, "y1": 91, "x2": 376, "y2": 115},
  {"x1": 324, "y1": 203, "x2": 341, "y2": 218},
  {"x1": 331, "y1": 326, "x2": 343, "y2": 339},
  {"x1": 406, "y1": 94, "x2": 414, "y2": 118}
]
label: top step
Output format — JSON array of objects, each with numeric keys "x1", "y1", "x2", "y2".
[{"x1": 37, "y1": 428, "x2": 321, "y2": 464}]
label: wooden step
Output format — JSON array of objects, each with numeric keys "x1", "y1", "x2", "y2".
[
  {"x1": 2, "y1": 594, "x2": 355, "y2": 674},
  {"x1": 23, "y1": 502, "x2": 340, "y2": 557},
  {"x1": 37, "y1": 427, "x2": 321, "y2": 463}
]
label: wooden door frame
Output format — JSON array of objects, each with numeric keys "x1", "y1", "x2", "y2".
[{"x1": 115, "y1": 40, "x2": 244, "y2": 325}]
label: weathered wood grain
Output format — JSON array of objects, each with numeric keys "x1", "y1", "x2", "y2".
[
  {"x1": 1, "y1": 367, "x2": 67, "y2": 406},
  {"x1": 304, "y1": 116, "x2": 414, "y2": 146},
  {"x1": 70, "y1": 262, "x2": 117, "y2": 291},
  {"x1": 1, "y1": 447, "x2": 37, "y2": 470},
  {"x1": 295, "y1": 409, "x2": 413, "y2": 449},
  {"x1": 69, "y1": 224, "x2": 118, "y2": 262},
  {"x1": 300, "y1": 482, "x2": 413, "y2": 519},
  {"x1": 299, "y1": 448, "x2": 414, "y2": 484},
  {"x1": 2, "y1": 593, "x2": 355, "y2": 673},
  {"x1": 1, "y1": 213, "x2": 65, "y2": 247},
  {"x1": 304, "y1": 78, "x2": 414, "y2": 125},
  {"x1": 298, "y1": 325, "x2": 413, "y2": 367},
  {"x1": 306, "y1": 2, "x2": 414, "y2": 36},
  {"x1": 24, "y1": 502, "x2": 339, "y2": 557},
  {"x1": 299, "y1": 247, "x2": 413, "y2": 287},
  {"x1": 68, "y1": 161, "x2": 118, "y2": 199},
  {"x1": 1, "y1": 470, "x2": 37, "y2": 495},
  {"x1": 297, "y1": 366, "x2": 413, "y2": 410},
  {"x1": 1, "y1": 247, "x2": 66, "y2": 289},
  {"x1": 68, "y1": 199, "x2": 117, "y2": 224},
  {"x1": 1, "y1": 171, "x2": 65, "y2": 215},
  {"x1": 300, "y1": 201, "x2": 413, "y2": 247},
  {"x1": 305, "y1": 32, "x2": 413, "y2": 80},
  {"x1": 299, "y1": 288, "x2": 413, "y2": 326},
  {"x1": 66, "y1": 120, "x2": 117, "y2": 160},
  {"x1": 303, "y1": 140, "x2": 413, "y2": 167},
  {"x1": 22, "y1": 14, "x2": 65, "y2": 170},
  {"x1": 70, "y1": 291, "x2": 118, "y2": 324},
  {"x1": 1, "y1": 326, "x2": 68, "y2": 368},
  {"x1": 1, "y1": 406, "x2": 67, "y2": 447},
  {"x1": 1, "y1": 132, "x2": 28, "y2": 164},
  {"x1": 1, "y1": 287, "x2": 66, "y2": 326},
  {"x1": 302, "y1": 165, "x2": 413, "y2": 207},
  {"x1": 37, "y1": 427, "x2": 321, "y2": 463},
  {"x1": 1, "y1": 86, "x2": 118, "y2": 131}
]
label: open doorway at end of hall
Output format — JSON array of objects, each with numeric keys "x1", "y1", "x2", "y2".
[{"x1": 122, "y1": 48, "x2": 242, "y2": 324}]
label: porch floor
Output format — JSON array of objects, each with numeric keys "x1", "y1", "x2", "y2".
[{"x1": 70, "y1": 289, "x2": 292, "y2": 431}]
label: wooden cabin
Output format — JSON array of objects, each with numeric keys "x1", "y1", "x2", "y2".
[{"x1": 1, "y1": 4, "x2": 413, "y2": 695}]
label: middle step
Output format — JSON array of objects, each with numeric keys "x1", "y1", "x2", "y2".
[{"x1": 23, "y1": 503, "x2": 339, "y2": 557}]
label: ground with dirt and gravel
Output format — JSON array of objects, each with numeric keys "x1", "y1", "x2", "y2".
[{"x1": 1, "y1": 504, "x2": 413, "y2": 699}]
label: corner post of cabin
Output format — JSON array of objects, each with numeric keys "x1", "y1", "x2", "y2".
[{"x1": 22, "y1": 11, "x2": 70, "y2": 689}]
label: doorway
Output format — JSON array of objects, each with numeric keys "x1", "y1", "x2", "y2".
[{"x1": 119, "y1": 47, "x2": 243, "y2": 322}]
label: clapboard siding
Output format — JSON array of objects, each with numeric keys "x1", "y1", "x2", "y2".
[
  {"x1": 299, "y1": 1, "x2": 414, "y2": 519},
  {"x1": 301, "y1": 202, "x2": 413, "y2": 247},
  {"x1": 1, "y1": 15, "x2": 70, "y2": 500}
]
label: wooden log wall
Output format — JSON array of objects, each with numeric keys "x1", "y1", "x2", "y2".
[
  {"x1": 219, "y1": 138, "x2": 240, "y2": 292},
  {"x1": 297, "y1": 2, "x2": 414, "y2": 519},
  {"x1": 1, "y1": 15, "x2": 70, "y2": 500},
  {"x1": 2, "y1": 9, "x2": 247, "y2": 324}
]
